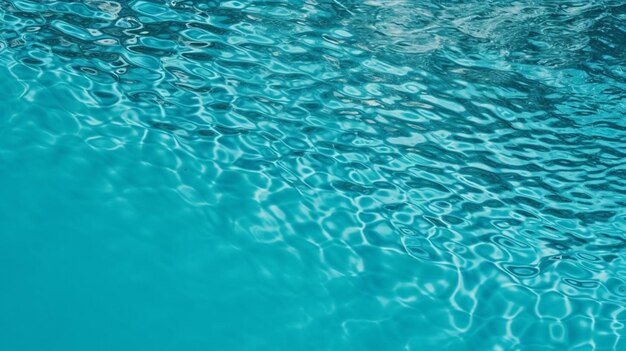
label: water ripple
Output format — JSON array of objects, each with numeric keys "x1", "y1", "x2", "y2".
[{"x1": 1, "y1": 0, "x2": 625, "y2": 349}]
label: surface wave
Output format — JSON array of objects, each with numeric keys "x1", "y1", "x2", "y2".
[{"x1": 1, "y1": 0, "x2": 625, "y2": 350}]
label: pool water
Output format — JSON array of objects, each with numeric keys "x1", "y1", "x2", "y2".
[{"x1": 1, "y1": 0, "x2": 625, "y2": 350}]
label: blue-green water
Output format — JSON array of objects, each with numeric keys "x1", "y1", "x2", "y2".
[{"x1": 1, "y1": 0, "x2": 625, "y2": 349}]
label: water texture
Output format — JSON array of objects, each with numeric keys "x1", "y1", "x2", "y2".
[{"x1": 1, "y1": 0, "x2": 625, "y2": 350}]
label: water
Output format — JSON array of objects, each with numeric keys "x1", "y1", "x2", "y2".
[{"x1": 1, "y1": 0, "x2": 625, "y2": 349}]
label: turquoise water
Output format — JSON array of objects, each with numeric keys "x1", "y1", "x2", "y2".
[{"x1": 1, "y1": 0, "x2": 625, "y2": 349}]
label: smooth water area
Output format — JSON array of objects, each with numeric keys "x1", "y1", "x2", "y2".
[{"x1": 1, "y1": 0, "x2": 625, "y2": 350}]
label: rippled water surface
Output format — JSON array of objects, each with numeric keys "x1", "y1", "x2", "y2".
[{"x1": 1, "y1": 0, "x2": 625, "y2": 349}]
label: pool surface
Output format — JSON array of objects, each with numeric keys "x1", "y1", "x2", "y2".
[{"x1": 1, "y1": 0, "x2": 625, "y2": 350}]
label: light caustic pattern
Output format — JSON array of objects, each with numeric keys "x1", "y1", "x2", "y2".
[{"x1": 0, "y1": 0, "x2": 625, "y2": 350}]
